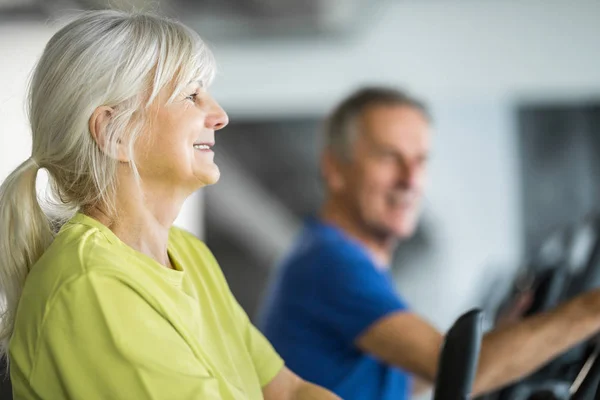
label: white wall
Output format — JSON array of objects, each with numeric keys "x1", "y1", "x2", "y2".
[
  {"x1": 0, "y1": 22, "x2": 50, "y2": 183},
  {"x1": 211, "y1": 0, "x2": 600, "y2": 115},
  {"x1": 396, "y1": 100, "x2": 522, "y2": 329},
  {"x1": 2, "y1": 0, "x2": 599, "y2": 328}
]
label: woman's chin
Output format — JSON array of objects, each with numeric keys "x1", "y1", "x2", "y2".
[
  {"x1": 195, "y1": 165, "x2": 221, "y2": 187},
  {"x1": 202, "y1": 174, "x2": 220, "y2": 186}
]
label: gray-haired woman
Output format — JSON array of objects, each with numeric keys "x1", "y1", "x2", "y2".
[{"x1": 0, "y1": 10, "x2": 338, "y2": 400}]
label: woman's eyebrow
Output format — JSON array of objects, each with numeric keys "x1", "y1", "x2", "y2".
[{"x1": 188, "y1": 79, "x2": 204, "y2": 88}]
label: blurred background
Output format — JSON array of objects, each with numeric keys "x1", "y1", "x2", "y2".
[{"x1": 1, "y1": 0, "x2": 600, "y2": 351}]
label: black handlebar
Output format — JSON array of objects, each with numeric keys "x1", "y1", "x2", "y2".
[{"x1": 433, "y1": 308, "x2": 484, "y2": 400}]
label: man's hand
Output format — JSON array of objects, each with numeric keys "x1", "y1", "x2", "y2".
[
  {"x1": 263, "y1": 366, "x2": 341, "y2": 400},
  {"x1": 495, "y1": 291, "x2": 533, "y2": 328},
  {"x1": 356, "y1": 288, "x2": 600, "y2": 396}
]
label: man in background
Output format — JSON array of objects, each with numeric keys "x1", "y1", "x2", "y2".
[{"x1": 257, "y1": 86, "x2": 600, "y2": 399}]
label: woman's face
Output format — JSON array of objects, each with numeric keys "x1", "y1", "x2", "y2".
[{"x1": 133, "y1": 80, "x2": 229, "y2": 196}]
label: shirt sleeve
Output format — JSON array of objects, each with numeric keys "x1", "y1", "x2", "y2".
[
  {"x1": 200, "y1": 240, "x2": 284, "y2": 387},
  {"x1": 302, "y1": 247, "x2": 409, "y2": 345},
  {"x1": 231, "y1": 300, "x2": 285, "y2": 387},
  {"x1": 29, "y1": 271, "x2": 221, "y2": 400}
]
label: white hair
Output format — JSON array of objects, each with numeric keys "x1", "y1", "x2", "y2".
[{"x1": 0, "y1": 9, "x2": 216, "y2": 358}]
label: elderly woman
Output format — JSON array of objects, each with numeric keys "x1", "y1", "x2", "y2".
[{"x1": 0, "y1": 10, "x2": 338, "y2": 400}]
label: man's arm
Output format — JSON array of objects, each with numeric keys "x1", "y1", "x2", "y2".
[
  {"x1": 356, "y1": 289, "x2": 600, "y2": 396},
  {"x1": 262, "y1": 366, "x2": 341, "y2": 400},
  {"x1": 474, "y1": 289, "x2": 600, "y2": 393}
]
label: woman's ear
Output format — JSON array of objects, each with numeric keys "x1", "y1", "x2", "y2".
[{"x1": 88, "y1": 106, "x2": 130, "y2": 162}]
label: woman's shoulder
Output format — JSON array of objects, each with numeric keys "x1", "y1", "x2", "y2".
[
  {"x1": 168, "y1": 226, "x2": 214, "y2": 260},
  {"x1": 20, "y1": 222, "x2": 122, "y2": 309},
  {"x1": 168, "y1": 227, "x2": 230, "y2": 286},
  {"x1": 34, "y1": 221, "x2": 115, "y2": 278}
]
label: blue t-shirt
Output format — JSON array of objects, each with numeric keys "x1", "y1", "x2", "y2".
[{"x1": 257, "y1": 219, "x2": 412, "y2": 400}]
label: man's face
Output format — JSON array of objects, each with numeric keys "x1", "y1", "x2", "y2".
[{"x1": 333, "y1": 104, "x2": 431, "y2": 240}]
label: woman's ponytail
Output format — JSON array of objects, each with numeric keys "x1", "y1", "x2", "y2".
[{"x1": 0, "y1": 158, "x2": 53, "y2": 356}]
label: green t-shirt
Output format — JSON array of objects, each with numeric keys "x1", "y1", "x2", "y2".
[{"x1": 9, "y1": 213, "x2": 284, "y2": 399}]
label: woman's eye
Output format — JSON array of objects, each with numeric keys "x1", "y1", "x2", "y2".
[{"x1": 186, "y1": 93, "x2": 198, "y2": 102}]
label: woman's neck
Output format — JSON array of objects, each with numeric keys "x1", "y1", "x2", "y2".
[{"x1": 85, "y1": 179, "x2": 185, "y2": 269}]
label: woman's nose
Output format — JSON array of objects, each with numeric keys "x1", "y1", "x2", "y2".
[{"x1": 205, "y1": 99, "x2": 229, "y2": 131}]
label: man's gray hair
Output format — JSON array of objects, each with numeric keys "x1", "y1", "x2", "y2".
[{"x1": 323, "y1": 86, "x2": 430, "y2": 160}]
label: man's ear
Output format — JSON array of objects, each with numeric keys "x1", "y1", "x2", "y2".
[
  {"x1": 321, "y1": 149, "x2": 346, "y2": 193},
  {"x1": 89, "y1": 106, "x2": 130, "y2": 162}
]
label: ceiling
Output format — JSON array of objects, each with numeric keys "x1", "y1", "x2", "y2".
[{"x1": 0, "y1": 0, "x2": 376, "y2": 41}]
